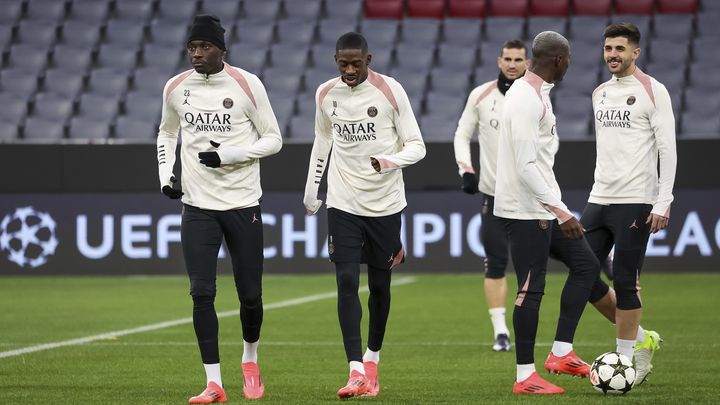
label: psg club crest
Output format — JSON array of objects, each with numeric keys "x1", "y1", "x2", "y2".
[
  {"x1": 367, "y1": 106, "x2": 378, "y2": 117},
  {"x1": 223, "y1": 98, "x2": 233, "y2": 109},
  {"x1": 626, "y1": 96, "x2": 636, "y2": 105}
]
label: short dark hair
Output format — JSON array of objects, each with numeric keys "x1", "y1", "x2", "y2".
[
  {"x1": 501, "y1": 39, "x2": 527, "y2": 56},
  {"x1": 604, "y1": 23, "x2": 641, "y2": 46},
  {"x1": 336, "y1": 32, "x2": 368, "y2": 54}
]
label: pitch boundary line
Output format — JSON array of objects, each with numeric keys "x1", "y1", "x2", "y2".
[{"x1": 0, "y1": 276, "x2": 416, "y2": 359}]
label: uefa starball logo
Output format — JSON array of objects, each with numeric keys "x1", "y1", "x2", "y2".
[{"x1": 0, "y1": 206, "x2": 58, "y2": 269}]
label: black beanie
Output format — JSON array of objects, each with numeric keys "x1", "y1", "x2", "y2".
[{"x1": 187, "y1": 15, "x2": 226, "y2": 50}]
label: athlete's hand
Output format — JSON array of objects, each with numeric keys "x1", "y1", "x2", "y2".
[
  {"x1": 461, "y1": 172, "x2": 479, "y2": 194},
  {"x1": 559, "y1": 217, "x2": 585, "y2": 240},
  {"x1": 646, "y1": 213, "x2": 669, "y2": 234},
  {"x1": 161, "y1": 176, "x2": 183, "y2": 199},
  {"x1": 304, "y1": 196, "x2": 323, "y2": 216},
  {"x1": 370, "y1": 157, "x2": 381, "y2": 173}
]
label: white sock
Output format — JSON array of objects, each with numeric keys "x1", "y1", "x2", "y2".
[
  {"x1": 242, "y1": 339, "x2": 259, "y2": 363},
  {"x1": 349, "y1": 360, "x2": 365, "y2": 375},
  {"x1": 516, "y1": 363, "x2": 536, "y2": 382},
  {"x1": 616, "y1": 338, "x2": 636, "y2": 361},
  {"x1": 636, "y1": 326, "x2": 645, "y2": 343},
  {"x1": 488, "y1": 307, "x2": 510, "y2": 337},
  {"x1": 363, "y1": 348, "x2": 380, "y2": 364},
  {"x1": 551, "y1": 341, "x2": 573, "y2": 357},
  {"x1": 204, "y1": 363, "x2": 222, "y2": 386}
]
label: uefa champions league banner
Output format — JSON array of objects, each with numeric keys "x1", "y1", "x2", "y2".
[{"x1": 0, "y1": 191, "x2": 718, "y2": 275}]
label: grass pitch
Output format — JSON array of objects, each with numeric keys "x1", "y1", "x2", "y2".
[{"x1": 1, "y1": 272, "x2": 718, "y2": 404}]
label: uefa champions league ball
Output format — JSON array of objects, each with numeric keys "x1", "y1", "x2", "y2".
[{"x1": 589, "y1": 352, "x2": 636, "y2": 395}]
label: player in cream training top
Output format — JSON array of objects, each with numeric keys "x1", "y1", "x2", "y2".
[
  {"x1": 303, "y1": 32, "x2": 425, "y2": 399},
  {"x1": 582, "y1": 22, "x2": 676, "y2": 387},
  {"x1": 495, "y1": 32, "x2": 601, "y2": 395},
  {"x1": 156, "y1": 15, "x2": 281, "y2": 403},
  {"x1": 453, "y1": 39, "x2": 528, "y2": 353}
]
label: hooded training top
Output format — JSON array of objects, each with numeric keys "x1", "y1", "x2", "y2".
[
  {"x1": 156, "y1": 64, "x2": 282, "y2": 211},
  {"x1": 453, "y1": 80, "x2": 504, "y2": 196},
  {"x1": 494, "y1": 70, "x2": 573, "y2": 223},
  {"x1": 590, "y1": 67, "x2": 677, "y2": 217},
  {"x1": 304, "y1": 69, "x2": 426, "y2": 217}
]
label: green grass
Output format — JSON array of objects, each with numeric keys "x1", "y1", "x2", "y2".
[{"x1": 1, "y1": 273, "x2": 719, "y2": 404}]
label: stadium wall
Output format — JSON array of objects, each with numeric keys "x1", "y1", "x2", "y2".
[{"x1": 0, "y1": 141, "x2": 718, "y2": 275}]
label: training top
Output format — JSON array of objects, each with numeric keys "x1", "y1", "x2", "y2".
[
  {"x1": 304, "y1": 69, "x2": 426, "y2": 217},
  {"x1": 453, "y1": 80, "x2": 504, "y2": 196},
  {"x1": 156, "y1": 63, "x2": 282, "y2": 211},
  {"x1": 590, "y1": 67, "x2": 677, "y2": 217},
  {"x1": 494, "y1": 70, "x2": 573, "y2": 223}
]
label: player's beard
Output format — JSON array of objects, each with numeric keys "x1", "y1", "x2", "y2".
[{"x1": 606, "y1": 57, "x2": 631, "y2": 75}]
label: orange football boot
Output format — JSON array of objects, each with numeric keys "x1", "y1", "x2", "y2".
[
  {"x1": 513, "y1": 372, "x2": 565, "y2": 394},
  {"x1": 189, "y1": 381, "x2": 226, "y2": 404},
  {"x1": 337, "y1": 370, "x2": 370, "y2": 399},
  {"x1": 241, "y1": 362, "x2": 264, "y2": 399},
  {"x1": 544, "y1": 351, "x2": 591, "y2": 377},
  {"x1": 362, "y1": 361, "x2": 380, "y2": 397}
]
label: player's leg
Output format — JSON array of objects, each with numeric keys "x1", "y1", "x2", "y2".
[
  {"x1": 580, "y1": 203, "x2": 615, "y2": 322},
  {"x1": 546, "y1": 221, "x2": 601, "y2": 377},
  {"x1": 362, "y1": 211, "x2": 403, "y2": 397},
  {"x1": 506, "y1": 219, "x2": 562, "y2": 394},
  {"x1": 607, "y1": 204, "x2": 658, "y2": 385},
  {"x1": 182, "y1": 205, "x2": 227, "y2": 404},
  {"x1": 220, "y1": 206, "x2": 265, "y2": 399},
  {"x1": 328, "y1": 208, "x2": 370, "y2": 398},
  {"x1": 480, "y1": 196, "x2": 511, "y2": 351}
]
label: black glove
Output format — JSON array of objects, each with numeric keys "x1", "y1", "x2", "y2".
[
  {"x1": 198, "y1": 140, "x2": 222, "y2": 168},
  {"x1": 461, "y1": 172, "x2": 479, "y2": 194},
  {"x1": 161, "y1": 176, "x2": 183, "y2": 199}
]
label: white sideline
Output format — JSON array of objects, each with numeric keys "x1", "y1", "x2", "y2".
[{"x1": 0, "y1": 276, "x2": 416, "y2": 359}]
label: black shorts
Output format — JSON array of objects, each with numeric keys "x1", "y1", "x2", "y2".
[
  {"x1": 327, "y1": 208, "x2": 404, "y2": 270},
  {"x1": 480, "y1": 195, "x2": 510, "y2": 279}
]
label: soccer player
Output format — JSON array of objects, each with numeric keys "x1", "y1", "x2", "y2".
[
  {"x1": 494, "y1": 31, "x2": 600, "y2": 394},
  {"x1": 303, "y1": 32, "x2": 426, "y2": 399},
  {"x1": 585, "y1": 22, "x2": 676, "y2": 386},
  {"x1": 453, "y1": 39, "x2": 528, "y2": 353},
  {"x1": 156, "y1": 15, "x2": 282, "y2": 403}
]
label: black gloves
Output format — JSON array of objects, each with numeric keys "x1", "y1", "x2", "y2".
[
  {"x1": 162, "y1": 176, "x2": 183, "y2": 199},
  {"x1": 198, "y1": 141, "x2": 222, "y2": 168},
  {"x1": 461, "y1": 172, "x2": 479, "y2": 194}
]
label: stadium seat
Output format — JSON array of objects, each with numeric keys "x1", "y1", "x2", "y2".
[
  {"x1": 0, "y1": 92, "x2": 29, "y2": 127},
  {"x1": 87, "y1": 68, "x2": 131, "y2": 97},
  {"x1": 67, "y1": 0, "x2": 110, "y2": 22},
  {"x1": 235, "y1": 20, "x2": 276, "y2": 45},
  {"x1": 303, "y1": 67, "x2": 339, "y2": 93},
  {"x1": 262, "y1": 67, "x2": 303, "y2": 95},
  {"x1": 359, "y1": 19, "x2": 400, "y2": 46},
  {"x1": 489, "y1": 0, "x2": 528, "y2": 17},
  {"x1": 395, "y1": 43, "x2": 436, "y2": 73},
  {"x1": 688, "y1": 62, "x2": 720, "y2": 90},
  {"x1": 554, "y1": 93, "x2": 591, "y2": 117},
  {"x1": 318, "y1": 19, "x2": 358, "y2": 45},
  {"x1": 68, "y1": 115, "x2": 112, "y2": 139},
  {"x1": 156, "y1": 0, "x2": 199, "y2": 23},
  {"x1": 369, "y1": 46, "x2": 395, "y2": 72},
  {"x1": 0, "y1": 25, "x2": 11, "y2": 50},
  {"x1": 692, "y1": 38, "x2": 720, "y2": 64},
  {"x1": 104, "y1": 19, "x2": 146, "y2": 47},
  {"x1": 282, "y1": 0, "x2": 323, "y2": 20},
  {"x1": 149, "y1": 20, "x2": 190, "y2": 46},
  {"x1": 615, "y1": 0, "x2": 655, "y2": 15},
  {"x1": 572, "y1": 0, "x2": 612, "y2": 15},
  {"x1": 483, "y1": 17, "x2": 525, "y2": 43},
  {"x1": 391, "y1": 70, "x2": 428, "y2": 99},
  {"x1": 530, "y1": 0, "x2": 570, "y2": 16},
  {"x1": 557, "y1": 65, "x2": 600, "y2": 95},
  {"x1": 697, "y1": 11, "x2": 720, "y2": 37},
  {"x1": 268, "y1": 44, "x2": 310, "y2": 71},
  {"x1": 227, "y1": 43, "x2": 267, "y2": 73},
  {"x1": 23, "y1": 116, "x2": 66, "y2": 140},
  {"x1": 610, "y1": 15, "x2": 651, "y2": 39},
  {"x1": 684, "y1": 88, "x2": 720, "y2": 115},
  {"x1": 265, "y1": 95, "x2": 294, "y2": 131},
  {"x1": 401, "y1": 19, "x2": 441, "y2": 44},
  {"x1": 646, "y1": 65, "x2": 684, "y2": 97},
  {"x1": 701, "y1": 0, "x2": 720, "y2": 12},
  {"x1": 132, "y1": 66, "x2": 175, "y2": 96},
  {"x1": 243, "y1": 0, "x2": 281, "y2": 20},
  {"x1": 310, "y1": 43, "x2": 341, "y2": 70},
  {"x1": 681, "y1": 110, "x2": 720, "y2": 137},
  {"x1": 141, "y1": 43, "x2": 183, "y2": 71},
  {"x1": 527, "y1": 16, "x2": 568, "y2": 39},
  {"x1": 32, "y1": 93, "x2": 74, "y2": 121},
  {"x1": 325, "y1": 0, "x2": 364, "y2": 19},
  {"x1": 557, "y1": 116, "x2": 591, "y2": 139},
  {"x1": 653, "y1": 14, "x2": 694, "y2": 40},
  {"x1": 17, "y1": 20, "x2": 59, "y2": 46},
  {"x1": 430, "y1": 68, "x2": 470, "y2": 96},
  {"x1": 96, "y1": 44, "x2": 139, "y2": 71},
  {"x1": 112, "y1": 0, "x2": 154, "y2": 21},
  {"x1": 77, "y1": 92, "x2": 120, "y2": 120},
  {"x1": 276, "y1": 18, "x2": 317, "y2": 45},
  {"x1": 568, "y1": 15, "x2": 609, "y2": 43},
  {"x1": 288, "y1": 113, "x2": 316, "y2": 140},
  {"x1": 200, "y1": 0, "x2": 242, "y2": 20},
  {"x1": 569, "y1": 41, "x2": 602, "y2": 69},
  {"x1": 114, "y1": 116, "x2": 157, "y2": 140},
  {"x1": 425, "y1": 92, "x2": 463, "y2": 117},
  {"x1": 479, "y1": 41, "x2": 507, "y2": 65},
  {"x1": 365, "y1": 0, "x2": 405, "y2": 19},
  {"x1": 51, "y1": 44, "x2": 93, "y2": 72},
  {"x1": 26, "y1": 0, "x2": 67, "y2": 22},
  {"x1": 437, "y1": 43, "x2": 478, "y2": 71},
  {"x1": 407, "y1": 0, "x2": 446, "y2": 18},
  {"x1": 0, "y1": 123, "x2": 19, "y2": 141},
  {"x1": 442, "y1": 18, "x2": 482, "y2": 45},
  {"x1": 6, "y1": 46, "x2": 49, "y2": 76},
  {"x1": 0, "y1": 0, "x2": 23, "y2": 25},
  {"x1": 657, "y1": 0, "x2": 698, "y2": 13},
  {"x1": 420, "y1": 115, "x2": 456, "y2": 141},
  {"x1": 649, "y1": 39, "x2": 690, "y2": 65},
  {"x1": 448, "y1": 0, "x2": 487, "y2": 18},
  {"x1": 473, "y1": 64, "x2": 498, "y2": 85},
  {"x1": 60, "y1": 20, "x2": 102, "y2": 47},
  {"x1": 42, "y1": 68, "x2": 84, "y2": 98}
]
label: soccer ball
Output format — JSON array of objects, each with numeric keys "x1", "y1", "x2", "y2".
[
  {"x1": 589, "y1": 352, "x2": 636, "y2": 395},
  {"x1": 0, "y1": 206, "x2": 58, "y2": 269}
]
